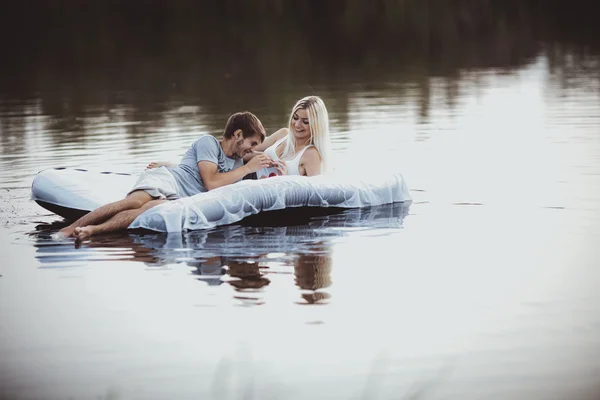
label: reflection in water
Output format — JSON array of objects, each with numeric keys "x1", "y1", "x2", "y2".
[
  {"x1": 31, "y1": 203, "x2": 410, "y2": 305},
  {"x1": 225, "y1": 258, "x2": 270, "y2": 291},
  {"x1": 294, "y1": 252, "x2": 333, "y2": 305}
]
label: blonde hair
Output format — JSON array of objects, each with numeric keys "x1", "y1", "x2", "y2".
[{"x1": 279, "y1": 95, "x2": 331, "y2": 174}]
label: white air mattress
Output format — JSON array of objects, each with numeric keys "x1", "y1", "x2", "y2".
[{"x1": 31, "y1": 167, "x2": 412, "y2": 232}]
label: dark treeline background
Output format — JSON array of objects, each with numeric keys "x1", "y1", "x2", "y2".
[{"x1": 0, "y1": 0, "x2": 599, "y2": 133}]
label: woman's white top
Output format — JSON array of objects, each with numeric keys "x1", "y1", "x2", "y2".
[{"x1": 257, "y1": 137, "x2": 314, "y2": 179}]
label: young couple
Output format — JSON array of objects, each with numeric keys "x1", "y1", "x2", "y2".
[{"x1": 57, "y1": 95, "x2": 331, "y2": 239}]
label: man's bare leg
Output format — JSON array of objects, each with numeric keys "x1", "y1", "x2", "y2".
[
  {"x1": 57, "y1": 191, "x2": 153, "y2": 238},
  {"x1": 73, "y1": 199, "x2": 166, "y2": 239}
]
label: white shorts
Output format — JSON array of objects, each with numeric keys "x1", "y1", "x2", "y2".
[{"x1": 128, "y1": 167, "x2": 180, "y2": 200}]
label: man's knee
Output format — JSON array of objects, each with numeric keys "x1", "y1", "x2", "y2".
[
  {"x1": 124, "y1": 190, "x2": 153, "y2": 209},
  {"x1": 142, "y1": 199, "x2": 166, "y2": 211}
]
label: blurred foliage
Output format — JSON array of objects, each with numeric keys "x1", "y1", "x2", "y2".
[{"x1": 0, "y1": 0, "x2": 598, "y2": 133}]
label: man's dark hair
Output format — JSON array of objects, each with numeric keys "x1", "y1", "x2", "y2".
[{"x1": 223, "y1": 111, "x2": 266, "y2": 142}]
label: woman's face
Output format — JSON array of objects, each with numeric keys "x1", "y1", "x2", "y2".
[{"x1": 291, "y1": 108, "x2": 312, "y2": 143}]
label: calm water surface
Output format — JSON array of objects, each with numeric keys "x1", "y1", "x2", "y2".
[{"x1": 2, "y1": 4, "x2": 600, "y2": 399}]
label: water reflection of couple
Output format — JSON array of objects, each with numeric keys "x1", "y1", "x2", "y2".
[
  {"x1": 35, "y1": 203, "x2": 410, "y2": 304},
  {"x1": 57, "y1": 95, "x2": 332, "y2": 239},
  {"x1": 195, "y1": 252, "x2": 333, "y2": 305}
]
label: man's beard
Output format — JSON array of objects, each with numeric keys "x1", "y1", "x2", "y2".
[{"x1": 232, "y1": 139, "x2": 245, "y2": 159}]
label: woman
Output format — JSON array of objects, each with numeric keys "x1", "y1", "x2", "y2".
[{"x1": 252, "y1": 95, "x2": 331, "y2": 178}]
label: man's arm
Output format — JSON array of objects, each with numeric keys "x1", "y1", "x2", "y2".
[{"x1": 198, "y1": 154, "x2": 274, "y2": 191}]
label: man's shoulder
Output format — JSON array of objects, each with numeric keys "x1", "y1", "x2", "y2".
[
  {"x1": 193, "y1": 134, "x2": 220, "y2": 146},
  {"x1": 192, "y1": 135, "x2": 222, "y2": 154}
]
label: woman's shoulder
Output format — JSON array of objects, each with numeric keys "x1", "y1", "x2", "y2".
[{"x1": 301, "y1": 145, "x2": 322, "y2": 162}]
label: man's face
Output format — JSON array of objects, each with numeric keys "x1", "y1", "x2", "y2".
[{"x1": 233, "y1": 133, "x2": 262, "y2": 158}]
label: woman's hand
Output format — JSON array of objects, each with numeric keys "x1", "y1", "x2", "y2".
[{"x1": 274, "y1": 160, "x2": 288, "y2": 175}]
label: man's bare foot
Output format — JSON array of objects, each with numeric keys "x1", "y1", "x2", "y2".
[
  {"x1": 59, "y1": 226, "x2": 75, "y2": 236},
  {"x1": 73, "y1": 226, "x2": 95, "y2": 240},
  {"x1": 53, "y1": 226, "x2": 75, "y2": 240}
]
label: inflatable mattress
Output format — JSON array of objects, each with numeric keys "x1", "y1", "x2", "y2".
[{"x1": 31, "y1": 167, "x2": 412, "y2": 232}]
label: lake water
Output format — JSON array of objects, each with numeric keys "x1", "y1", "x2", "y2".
[{"x1": 1, "y1": 3, "x2": 600, "y2": 399}]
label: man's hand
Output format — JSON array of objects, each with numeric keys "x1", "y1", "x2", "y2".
[
  {"x1": 199, "y1": 154, "x2": 274, "y2": 191},
  {"x1": 245, "y1": 154, "x2": 274, "y2": 173},
  {"x1": 146, "y1": 161, "x2": 176, "y2": 169}
]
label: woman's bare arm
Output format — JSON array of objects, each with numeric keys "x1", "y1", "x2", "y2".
[
  {"x1": 254, "y1": 128, "x2": 288, "y2": 152},
  {"x1": 300, "y1": 147, "x2": 323, "y2": 177}
]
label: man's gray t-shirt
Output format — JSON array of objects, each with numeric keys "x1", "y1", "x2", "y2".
[{"x1": 167, "y1": 135, "x2": 243, "y2": 197}]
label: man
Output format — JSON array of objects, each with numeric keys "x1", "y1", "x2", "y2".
[{"x1": 57, "y1": 111, "x2": 273, "y2": 239}]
